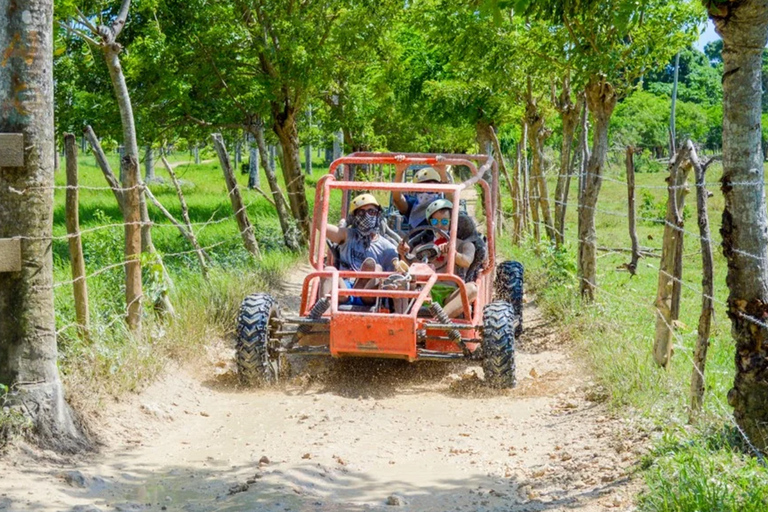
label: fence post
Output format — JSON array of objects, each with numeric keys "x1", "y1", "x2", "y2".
[
  {"x1": 123, "y1": 155, "x2": 143, "y2": 333},
  {"x1": 64, "y1": 134, "x2": 89, "y2": 341},
  {"x1": 625, "y1": 147, "x2": 640, "y2": 275},
  {"x1": 653, "y1": 147, "x2": 692, "y2": 367},
  {"x1": 212, "y1": 134, "x2": 261, "y2": 258},
  {"x1": 688, "y1": 140, "x2": 715, "y2": 421}
]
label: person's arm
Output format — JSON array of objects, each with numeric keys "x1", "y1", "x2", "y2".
[
  {"x1": 392, "y1": 164, "x2": 409, "y2": 214},
  {"x1": 441, "y1": 240, "x2": 475, "y2": 268},
  {"x1": 326, "y1": 224, "x2": 347, "y2": 244}
]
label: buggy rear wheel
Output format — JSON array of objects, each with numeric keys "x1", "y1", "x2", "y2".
[
  {"x1": 481, "y1": 301, "x2": 517, "y2": 389},
  {"x1": 494, "y1": 260, "x2": 524, "y2": 336},
  {"x1": 237, "y1": 293, "x2": 282, "y2": 386}
]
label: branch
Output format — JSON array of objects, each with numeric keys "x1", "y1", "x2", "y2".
[
  {"x1": 58, "y1": 21, "x2": 101, "y2": 47},
  {"x1": 252, "y1": 186, "x2": 277, "y2": 207},
  {"x1": 74, "y1": 7, "x2": 99, "y2": 33},
  {"x1": 112, "y1": 0, "x2": 131, "y2": 38},
  {"x1": 184, "y1": 114, "x2": 244, "y2": 131},
  {"x1": 84, "y1": 125, "x2": 125, "y2": 214}
]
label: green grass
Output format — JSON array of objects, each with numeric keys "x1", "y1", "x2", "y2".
[
  {"x1": 497, "y1": 158, "x2": 768, "y2": 510},
  {"x1": 53, "y1": 148, "x2": 312, "y2": 410}
]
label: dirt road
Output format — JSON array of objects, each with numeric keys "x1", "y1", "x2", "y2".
[{"x1": 0, "y1": 270, "x2": 647, "y2": 512}]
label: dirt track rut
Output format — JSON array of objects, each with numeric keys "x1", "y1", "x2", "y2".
[{"x1": 0, "y1": 274, "x2": 647, "y2": 512}]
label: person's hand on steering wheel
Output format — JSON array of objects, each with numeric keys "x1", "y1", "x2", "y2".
[{"x1": 403, "y1": 225, "x2": 450, "y2": 263}]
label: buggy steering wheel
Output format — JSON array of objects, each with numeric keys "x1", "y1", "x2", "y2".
[{"x1": 405, "y1": 225, "x2": 450, "y2": 263}]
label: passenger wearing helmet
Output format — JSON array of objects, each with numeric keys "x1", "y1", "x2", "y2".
[
  {"x1": 397, "y1": 199, "x2": 478, "y2": 318},
  {"x1": 322, "y1": 194, "x2": 399, "y2": 304},
  {"x1": 392, "y1": 166, "x2": 447, "y2": 228}
]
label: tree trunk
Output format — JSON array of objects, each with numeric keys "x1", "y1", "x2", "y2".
[
  {"x1": 653, "y1": 148, "x2": 691, "y2": 367},
  {"x1": 688, "y1": 141, "x2": 714, "y2": 422},
  {"x1": 249, "y1": 139, "x2": 260, "y2": 189},
  {"x1": 520, "y1": 121, "x2": 531, "y2": 237},
  {"x1": 64, "y1": 134, "x2": 89, "y2": 341},
  {"x1": 271, "y1": 105, "x2": 310, "y2": 237},
  {"x1": 212, "y1": 134, "x2": 260, "y2": 258},
  {"x1": 0, "y1": 0, "x2": 90, "y2": 452},
  {"x1": 710, "y1": 0, "x2": 768, "y2": 449},
  {"x1": 578, "y1": 99, "x2": 590, "y2": 200},
  {"x1": 554, "y1": 94, "x2": 581, "y2": 247},
  {"x1": 304, "y1": 145, "x2": 313, "y2": 175},
  {"x1": 103, "y1": 42, "x2": 173, "y2": 317},
  {"x1": 525, "y1": 93, "x2": 556, "y2": 243},
  {"x1": 512, "y1": 141, "x2": 524, "y2": 244},
  {"x1": 251, "y1": 122, "x2": 299, "y2": 251},
  {"x1": 122, "y1": 155, "x2": 143, "y2": 332},
  {"x1": 578, "y1": 78, "x2": 617, "y2": 301},
  {"x1": 625, "y1": 147, "x2": 640, "y2": 275},
  {"x1": 144, "y1": 145, "x2": 154, "y2": 181}
]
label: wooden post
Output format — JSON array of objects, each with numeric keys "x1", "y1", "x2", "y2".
[
  {"x1": 123, "y1": 155, "x2": 142, "y2": 333},
  {"x1": 688, "y1": 140, "x2": 714, "y2": 421},
  {"x1": 212, "y1": 134, "x2": 261, "y2": 258},
  {"x1": 64, "y1": 134, "x2": 89, "y2": 341},
  {"x1": 625, "y1": 147, "x2": 640, "y2": 275},
  {"x1": 653, "y1": 147, "x2": 692, "y2": 367}
]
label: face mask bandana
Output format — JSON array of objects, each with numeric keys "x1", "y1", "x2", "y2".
[{"x1": 354, "y1": 212, "x2": 380, "y2": 242}]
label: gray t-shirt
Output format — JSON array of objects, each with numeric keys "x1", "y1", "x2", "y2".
[{"x1": 339, "y1": 228, "x2": 398, "y2": 272}]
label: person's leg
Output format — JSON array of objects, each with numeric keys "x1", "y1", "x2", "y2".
[
  {"x1": 319, "y1": 266, "x2": 349, "y2": 301},
  {"x1": 442, "y1": 282, "x2": 478, "y2": 319},
  {"x1": 354, "y1": 258, "x2": 381, "y2": 305}
]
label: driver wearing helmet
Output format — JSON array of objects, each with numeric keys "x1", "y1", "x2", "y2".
[
  {"x1": 397, "y1": 199, "x2": 478, "y2": 318},
  {"x1": 392, "y1": 166, "x2": 447, "y2": 228},
  {"x1": 321, "y1": 193, "x2": 399, "y2": 304}
]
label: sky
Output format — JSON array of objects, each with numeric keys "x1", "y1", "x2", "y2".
[{"x1": 695, "y1": 20, "x2": 718, "y2": 51}]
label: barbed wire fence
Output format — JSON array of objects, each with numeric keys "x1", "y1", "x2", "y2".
[
  {"x1": 4, "y1": 131, "x2": 291, "y2": 343},
  {"x1": 502, "y1": 140, "x2": 768, "y2": 462}
]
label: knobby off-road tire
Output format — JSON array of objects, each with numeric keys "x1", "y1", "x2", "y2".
[
  {"x1": 482, "y1": 301, "x2": 517, "y2": 389},
  {"x1": 237, "y1": 293, "x2": 282, "y2": 386},
  {"x1": 494, "y1": 260, "x2": 524, "y2": 336}
]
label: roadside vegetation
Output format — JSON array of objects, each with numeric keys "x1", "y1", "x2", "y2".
[
  {"x1": 51, "y1": 151, "x2": 306, "y2": 410},
  {"x1": 500, "y1": 161, "x2": 768, "y2": 510}
]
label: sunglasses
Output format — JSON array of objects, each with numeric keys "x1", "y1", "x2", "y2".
[
  {"x1": 430, "y1": 218, "x2": 450, "y2": 227},
  {"x1": 355, "y1": 208, "x2": 380, "y2": 217}
]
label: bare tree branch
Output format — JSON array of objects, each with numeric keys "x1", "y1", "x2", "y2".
[{"x1": 58, "y1": 21, "x2": 101, "y2": 47}]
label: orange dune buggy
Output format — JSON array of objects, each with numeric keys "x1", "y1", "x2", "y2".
[{"x1": 236, "y1": 153, "x2": 524, "y2": 388}]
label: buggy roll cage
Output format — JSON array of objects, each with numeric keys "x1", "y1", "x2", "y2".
[{"x1": 305, "y1": 153, "x2": 498, "y2": 320}]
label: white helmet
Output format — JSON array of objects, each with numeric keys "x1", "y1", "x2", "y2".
[{"x1": 426, "y1": 199, "x2": 453, "y2": 219}]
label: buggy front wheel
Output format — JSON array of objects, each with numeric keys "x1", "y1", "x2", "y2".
[{"x1": 236, "y1": 293, "x2": 283, "y2": 386}]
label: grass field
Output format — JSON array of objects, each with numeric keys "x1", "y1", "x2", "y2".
[
  {"x1": 51, "y1": 146, "x2": 315, "y2": 405},
  {"x1": 498, "y1": 155, "x2": 768, "y2": 511}
]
